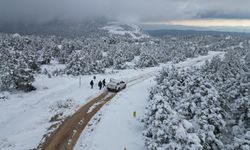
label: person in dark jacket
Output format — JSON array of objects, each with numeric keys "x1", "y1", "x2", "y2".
[
  {"x1": 93, "y1": 75, "x2": 96, "y2": 80},
  {"x1": 90, "y1": 80, "x2": 94, "y2": 89},
  {"x1": 102, "y1": 79, "x2": 106, "y2": 87},
  {"x1": 98, "y1": 80, "x2": 103, "y2": 90}
]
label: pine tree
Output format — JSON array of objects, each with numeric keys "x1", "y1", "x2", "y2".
[
  {"x1": 136, "y1": 53, "x2": 159, "y2": 68},
  {"x1": 0, "y1": 48, "x2": 35, "y2": 91}
]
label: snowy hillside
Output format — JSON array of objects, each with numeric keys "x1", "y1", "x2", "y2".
[
  {"x1": 0, "y1": 19, "x2": 108, "y2": 38},
  {"x1": 0, "y1": 19, "x2": 148, "y2": 39},
  {"x1": 0, "y1": 23, "x2": 249, "y2": 150},
  {"x1": 102, "y1": 22, "x2": 149, "y2": 39}
]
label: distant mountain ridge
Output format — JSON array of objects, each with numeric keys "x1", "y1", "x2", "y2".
[
  {"x1": 0, "y1": 18, "x2": 108, "y2": 38},
  {"x1": 0, "y1": 19, "x2": 148, "y2": 39},
  {"x1": 141, "y1": 24, "x2": 250, "y2": 33},
  {"x1": 146, "y1": 29, "x2": 250, "y2": 38}
]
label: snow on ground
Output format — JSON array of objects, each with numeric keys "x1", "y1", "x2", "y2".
[
  {"x1": 175, "y1": 51, "x2": 225, "y2": 69},
  {"x1": 75, "y1": 51, "x2": 225, "y2": 150},
  {"x1": 102, "y1": 22, "x2": 149, "y2": 39},
  {"x1": 0, "y1": 51, "x2": 224, "y2": 150},
  {"x1": 87, "y1": 101, "x2": 104, "y2": 114},
  {"x1": 0, "y1": 63, "x2": 159, "y2": 150},
  {"x1": 75, "y1": 77, "x2": 155, "y2": 150}
]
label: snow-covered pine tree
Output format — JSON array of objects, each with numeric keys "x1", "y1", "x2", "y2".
[
  {"x1": 144, "y1": 68, "x2": 205, "y2": 150},
  {"x1": 136, "y1": 52, "x2": 159, "y2": 68},
  {"x1": 66, "y1": 50, "x2": 104, "y2": 75},
  {"x1": 0, "y1": 48, "x2": 35, "y2": 91},
  {"x1": 196, "y1": 48, "x2": 250, "y2": 149}
]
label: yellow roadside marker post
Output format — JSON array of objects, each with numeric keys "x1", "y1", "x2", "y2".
[{"x1": 133, "y1": 111, "x2": 136, "y2": 118}]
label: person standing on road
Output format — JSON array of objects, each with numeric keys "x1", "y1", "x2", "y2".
[
  {"x1": 93, "y1": 75, "x2": 96, "y2": 80},
  {"x1": 98, "y1": 80, "x2": 103, "y2": 90},
  {"x1": 102, "y1": 79, "x2": 106, "y2": 87},
  {"x1": 90, "y1": 80, "x2": 94, "y2": 89}
]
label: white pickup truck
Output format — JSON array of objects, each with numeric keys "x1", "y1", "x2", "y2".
[{"x1": 107, "y1": 78, "x2": 126, "y2": 92}]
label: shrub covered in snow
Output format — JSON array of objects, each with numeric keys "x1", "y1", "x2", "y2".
[{"x1": 49, "y1": 99, "x2": 79, "y2": 121}]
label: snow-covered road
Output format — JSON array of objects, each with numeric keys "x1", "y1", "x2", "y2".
[{"x1": 75, "y1": 51, "x2": 225, "y2": 150}]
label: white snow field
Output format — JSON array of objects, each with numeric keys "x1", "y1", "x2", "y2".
[
  {"x1": 0, "y1": 51, "x2": 224, "y2": 150},
  {"x1": 75, "y1": 51, "x2": 224, "y2": 150}
]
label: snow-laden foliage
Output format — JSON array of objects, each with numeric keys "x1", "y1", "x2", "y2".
[
  {"x1": 0, "y1": 35, "x2": 38, "y2": 91},
  {"x1": 144, "y1": 68, "x2": 225, "y2": 150},
  {"x1": 66, "y1": 49, "x2": 104, "y2": 75},
  {"x1": 136, "y1": 52, "x2": 159, "y2": 68},
  {"x1": 0, "y1": 30, "x2": 248, "y2": 91},
  {"x1": 201, "y1": 49, "x2": 250, "y2": 150},
  {"x1": 144, "y1": 48, "x2": 250, "y2": 150}
]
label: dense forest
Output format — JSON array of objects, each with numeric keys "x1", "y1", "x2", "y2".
[
  {"x1": 143, "y1": 44, "x2": 250, "y2": 149},
  {"x1": 2, "y1": 28, "x2": 244, "y2": 92}
]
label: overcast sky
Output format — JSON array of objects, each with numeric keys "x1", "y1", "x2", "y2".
[{"x1": 0, "y1": 0, "x2": 250, "y2": 24}]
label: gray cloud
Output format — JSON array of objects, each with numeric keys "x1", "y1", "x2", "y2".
[
  {"x1": 194, "y1": 0, "x2": 250, "y2": 19},
  {"x1": 0, "y1": 0, "x2": 250, "y2": 23}
]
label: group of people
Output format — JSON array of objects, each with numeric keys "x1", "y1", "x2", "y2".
[{"x1": 90, "y1": 76, "x2": 106, "y2": 90}]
